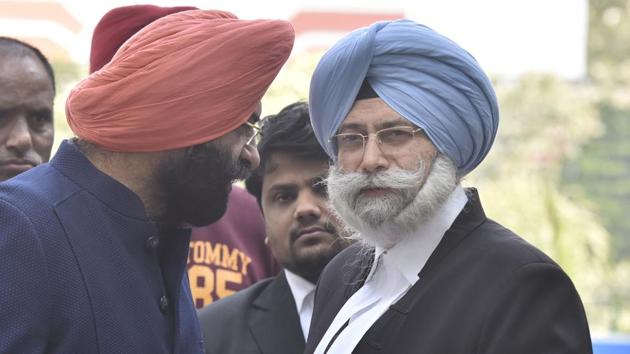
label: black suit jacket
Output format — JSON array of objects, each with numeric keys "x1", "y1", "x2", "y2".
[
  {"x1": 305, "y1": 190, "x2": 592, "y2": 354},
  {"x1": 199, "y1": 271, "x2": 305, "y2": 354}
]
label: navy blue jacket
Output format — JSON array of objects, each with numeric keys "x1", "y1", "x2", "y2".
[{"x1": 0, "y1": 140, "x2": 203, "y2": 353}]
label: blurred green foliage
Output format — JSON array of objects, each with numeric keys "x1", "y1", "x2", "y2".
[
  {"x1": 560, "y1": 0, "x2": 630, "y2": 332},
  {"x1": 563, "y1": 0, "x2": 630, "y2": 264},
  {"x1": 468, "y1": 74, "x2": 628, "y2": 333},
  {"x1": 49, "y1": 60, "x2": 84, "y2": 153}
]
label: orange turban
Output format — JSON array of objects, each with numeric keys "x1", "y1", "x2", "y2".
[{"x1": 66, "y1": 10, "x2": 294, "y2": 152}]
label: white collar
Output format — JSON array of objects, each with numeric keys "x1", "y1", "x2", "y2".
[
  {"x1": 284, "y1": 269, "x2": 316, "y2": 313},
  {"x1": 371, "y1": 185, "x2": 468, "y2": 285}
]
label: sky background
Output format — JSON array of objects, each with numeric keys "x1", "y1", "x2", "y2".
[{"x1": 0, "y1": 0, "x2": 588, "y2": 80}]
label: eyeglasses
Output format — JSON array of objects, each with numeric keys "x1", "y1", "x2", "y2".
[
  {"x1": 243, "y1": 121, "x2": 262, "y2": 146},
  {"x1": 329, "y1": 126, "x2": 424, "y2": 164}
]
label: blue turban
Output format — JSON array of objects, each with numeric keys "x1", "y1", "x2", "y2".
[{"x1": 309, "y1": 19, "x2": 499, "y2": 175}]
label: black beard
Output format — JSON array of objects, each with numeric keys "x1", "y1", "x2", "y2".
[
  {"x1": 286, "y1": 221, "x2": 345, "y2": 284},
  {"x1": 155, "y1": 141, "x2": 250, "y2": 229}
]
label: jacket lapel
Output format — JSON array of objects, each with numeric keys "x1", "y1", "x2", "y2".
[
  {"x1": 248, "y1": 271, "x2": 305, "y2": 354},
  {"x1": 418, "y1": 188, "x2": 487, "y2": 279}
]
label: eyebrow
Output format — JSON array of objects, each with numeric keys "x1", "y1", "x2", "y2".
[
  {"x1": 267, "y1": 183, "x2": 297, "y2": 194},
  {"x1": 266, "y1": 171, "x2": 328, "y2": 190}
]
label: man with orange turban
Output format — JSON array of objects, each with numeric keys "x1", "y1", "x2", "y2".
[
  {"x1": 0, "y1": 7, "x2": 294, "y2": 353},
  {"x1": 88, "y1": 4, "x2": 281, "y2": 309}
]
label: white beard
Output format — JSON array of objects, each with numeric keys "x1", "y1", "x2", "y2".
[{"x1": 327, "y1": 155, "x2": 458, "y2": 249}]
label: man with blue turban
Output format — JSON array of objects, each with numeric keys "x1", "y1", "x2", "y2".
[{"x1": 305, "y1": 20, "x2": 592, "y2": 354}]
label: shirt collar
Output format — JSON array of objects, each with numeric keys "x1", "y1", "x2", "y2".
[
  {"x1": 285, "y1": 269, "x2": 316, "y2": 313},
  {"x1": 373, "y1": 185, "x2": 468, "y2": 285}
]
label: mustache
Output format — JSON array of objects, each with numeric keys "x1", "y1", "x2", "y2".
[
  {"x1": 289, "y1": 219, "x2": 338, "y2": 240},
  {"x1": 327, "y1": 162, "x2": 426, "y2": 195},
  {"x1": 186, "y1": 144, "x2": 251, "y2": 183}
]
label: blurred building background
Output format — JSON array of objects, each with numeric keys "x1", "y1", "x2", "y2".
[{"x1": 2, "y1": 0, "x2": 629, "y2": 350}]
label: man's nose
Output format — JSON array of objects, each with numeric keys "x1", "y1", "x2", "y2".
[
  {"x1": 357, "y1": 135, "x2": 388, "y2": 174},
  {"x1": 5, "y1": 116, "x2": 33, "y2": 155},
  {"x1": 239, "y1": 143, "x2": 260, "y2": 170},
  {"x1": 294, "y1": 191, "x2": 322, "y2": 222}
]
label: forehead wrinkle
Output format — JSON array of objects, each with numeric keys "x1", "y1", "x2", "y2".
[
  {"x1": 339, "y1": 116, "x2": 412, "y2": 132},
  {"x1": 264, "y1": 164, "x2": 328, "y2": 190},
  {"x1": 263, "y1": 158, "x2": 280, "y2": 175}
]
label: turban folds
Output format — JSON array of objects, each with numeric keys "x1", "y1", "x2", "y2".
[
  {"x1": 309, "y1": 20, "x2": 499, "y2": 175},
  {"x1": 89, "y1": 5, "x2": 198, "y2": 73},
  {"x1": 67, "y1": 10, "x2": 294, "y2": 152}
]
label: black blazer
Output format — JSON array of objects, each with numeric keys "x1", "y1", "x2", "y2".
[
  {"x1": 198, "y1": 271, "x2": 305, "y2": 354},
  {"x1": 305, "y1": 190, "x2": 592, "y2": 354}
]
